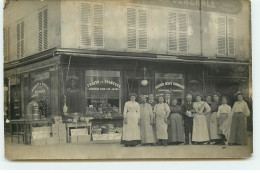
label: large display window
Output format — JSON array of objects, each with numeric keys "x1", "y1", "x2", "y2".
[{"x1": 85, "y1": 70, "x2": 121, "y2": 113}]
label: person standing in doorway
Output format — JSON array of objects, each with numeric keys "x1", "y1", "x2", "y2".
[
  {"x1": 154, "y1": 95, "x2": 170, "y2": 146},
  {"x1": 168, "y1": 98, "x2": 185, "y2": 145},
  {"x1": 182, "y1": 93, "x2": 194, "y2": 145},
  {"x1": 139, "y1": 95, "x2": 157, "y2": 146},
  {"x1": 209, "y1": 92, "x2": 222, "y2": 144},
  {"x1": 229, "y1": 92, "x2": 250, "y2": 146},
  {"x1": 164, "y1": 91, "x2": 172, "y2": 105},
  {"x1": 121, "y1": 93, "x2": 141, "y2": 147}
]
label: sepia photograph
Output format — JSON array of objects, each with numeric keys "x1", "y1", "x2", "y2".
[{"x1": 2, "y1": 0, "x2": 253, "y2": 160}]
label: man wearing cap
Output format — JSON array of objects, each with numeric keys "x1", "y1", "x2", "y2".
[{"x1": 182, "y1": 93, "x2": 194, "y2": 145}]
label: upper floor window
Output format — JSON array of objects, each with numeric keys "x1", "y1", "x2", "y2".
[
  {"x1": 127, "y1": 7, "x2": 148, "y2": 50},
  {"x1": 38, "y1": 7, "x2": 48, "y2": 51},
  {"x1": 4, "y1": 27, "x2": 9, "y2": 62},
  {"x1": 17, "y1": 20, "x2": 24, "y2": 59},
  {"x1": 80, "y1": 2, "x2": 104, "y2": 47},
  {"x1": 168, "y1": 11, "x2": 188, "y2": 53},
  {"x1": 217, "y1": 17, "x2": 235, "y2": 56}
]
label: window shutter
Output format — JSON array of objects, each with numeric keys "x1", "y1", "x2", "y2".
[
  {"x1": 20, "y1": 21, "x2": 24, "y2": 58},
  {"x1": 127, "y1": 8, "x2": 137, "y2": 49},
  {"x1": 43, "y1": 8, "x2": 48, "y2": 50},
  {"x1": 138, "y1": 9, "x2": 147, "y2": 50},
  {"x1": 168, "y1": 12, "x2": 177, "y2": 52},
  {"x1": 217, "y1": 17, "x2": 226, "y2": 55},
  {"x1": 17, "y1": 23, "x2": 21, "y2": 58},
  {"x1": 38, "y1": 11, "x2": 43, "y2": 51},
  {"x1": 227, "y1": 18, "x2": 235, "y2": 56},
  {"x1": 81, "y1": 3, "x2": 92, "y2": 46},
  {"x1": 4, "y1": 27, "x2": 9, "y2": 62},
  {"x1": 178, "y1": 13, "x2": 187, "y2": 52},
  {"x1": 93, "y1": 4, "x2": 104, "y2": 47}
]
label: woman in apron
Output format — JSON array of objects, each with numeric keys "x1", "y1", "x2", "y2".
[
  {"x1": 121, "y1": 93, "x2": 141, "y2": 147},
  {"x1": 154, "y1": 95, "x2": 170, "y2": 146},
  {"x1": 192, "y1": 92, "x2": 211, "y2": 144}
]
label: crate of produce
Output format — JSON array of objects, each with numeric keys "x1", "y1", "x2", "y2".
[
  {"x1": 32, "y1": 131, "x2": 50, "y2": 139},
  {"x1": 46, "y1": 137, "x2": 60, "y2": 145},
  {"x1": 77, "y1": 135, "x2": 91, "y2": 143},
  {"x1": 70, "y1": 128, "x2": 88, "y2": 136},
  {"x1": 92, "y1": 134, "x2": 109, "y2": 141},
  {"x1": 31, "y1": 138, "x2": 47, "y2": 146}
]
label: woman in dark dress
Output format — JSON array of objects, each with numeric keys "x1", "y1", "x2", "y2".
[{"x1": 168, "y1": 98, "x2": 185, "y2": 145}]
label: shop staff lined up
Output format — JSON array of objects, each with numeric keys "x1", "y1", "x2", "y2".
[{"x1": 121, "y1": 91, "x2": 250, "y2": 147}]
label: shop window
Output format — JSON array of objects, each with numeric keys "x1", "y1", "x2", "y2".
[
  {"x1": 85, "y1": 70, "x2": 121, "y2": 113},
  {"x1": 168, "y1": 12, "x2": 188, "y2": 53},
  {"x1": 217, "y1": 17, "x2": 235, "y2": 56},
  {"x1": 155, "y1": 73, "x2": 185, "y2": 104},
  {"x1": 17, "y1": 20, "x2": 24, "y2": 59},
  {"x1": 80, "y1": 2, "x2": 104, "y2": 47},
  {"x1": 38, "y1": 7, "x2": 48, "y2": 51},
  {"x1": 127, "y1": 7, "x2": 148, "y2": 50},
  {"x1": 4, "y1": 27, "x2": 9, "y2": 62}
]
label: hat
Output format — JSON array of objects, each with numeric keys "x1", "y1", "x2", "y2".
[
  {"x1": 213, "y1": 92, "x2": 221, "y2": 98},
  {"x1": 129, "y1": 93, "x2": 137, "y2": 98},
  {"x1": 194, "y1": 92, "x2": 203, "y2": 98},
  {"x1": 164, "y1": 91, "x2": 172, "y2": 95},
  {"x1": 234, "y1": 91, "x2": 243, "y2": 97}
]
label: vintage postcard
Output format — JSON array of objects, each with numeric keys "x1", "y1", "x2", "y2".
[{"x1": 3, "y1": 0, "x2": 252, "y2": 160}]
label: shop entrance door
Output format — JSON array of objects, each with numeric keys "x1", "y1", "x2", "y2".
[{"x1": 10, "y1": 85, "x2": 21, "y2": 120}]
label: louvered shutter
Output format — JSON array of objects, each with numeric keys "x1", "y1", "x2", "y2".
[
  {"x1": 81, "y1": 3, "x2": 92, "y2": 46},
  {"x1": 127, "y1": 8, "x2": 137, "y2": 49},
  {"x1": 217, "y1": 17, "x2": 226, "y2": 55},
  {"x1": 4, "y1": 27, "x2": 9, "y2": 62},
  {"x1": 168, "y1": 12, "x2": 177, "y2": 52},
  {"x1": 38, "y1": 11, "x2": 43, "y2": 51},
  {"x1": 20, "y1": 21, "x2": 24, "y2": 58},
  {"x1": 138, "y1": 9, "x2": 147, "y2": 50},
  {"x1": 17, "y1": 23, "x2": 21, "y2": 58},
  {"x1": 227, "y1": 18, "x2": 235, "y2": 56},
  {"x1": 94, "y1": 4, "x2": 104, "y2": 47},
  {"x1": 178, "y1": 13, "x2": 187, "y2": 52},
  {"x1": 43, "y1": 8, "x2": 48, "y2": 50}
]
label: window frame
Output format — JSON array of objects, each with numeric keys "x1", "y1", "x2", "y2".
[
  {"x1": 16, "y1": 19, "x2": 25, "y2": 59},
  {"x1": 38, "y1": 6, "x2": 48, "y2": 52}
]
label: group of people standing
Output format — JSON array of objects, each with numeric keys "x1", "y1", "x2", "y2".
[{"x1": 121, "y1": 91, "x2": 250, "y2": 147}]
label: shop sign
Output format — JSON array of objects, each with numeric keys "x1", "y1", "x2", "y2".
[
  {"x1": 31, "y1": 82, "x2": 49, "y2": 98},
  {"x1": 132, "y1": 0, "x2": 242, "y2": 14},
  {"x1": 86, "y1": 80, "x2": 121, "y2": 91},
  {"x1": 155, "y1": 80, "x2": 185, "y2": 98}
]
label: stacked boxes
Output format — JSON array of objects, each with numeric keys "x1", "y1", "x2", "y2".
[
  {"x1": 31, "y1": 127, "x2": 51, "y2": 146},
  {"x1": 51, "y1": 116, "x2": 67, "y2": 144},
  {"x1": 70, "y1": 128, "x2": 90, "y2": 144}
]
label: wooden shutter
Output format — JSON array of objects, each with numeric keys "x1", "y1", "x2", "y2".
[
  {"x1": 94, "y1": 4, "x2": 104, "y2": 47},
  {"x1": 227, "y1": 18, "x2": 235, "y2": 56},
  {"x1": 138, "y1": 9, "x2": 147, "y2": 50},
  {"x1": 43, "y1": 8, "x2": 48, "y2": 50},
  {"x1": 127, "y1": 8, "x2": 137, "y2": 49},
  {"x1": 217, "y1": 17, "x2": 226, "y2": 55},
  {"x1": 38, "y1": 11, "x2": 43, "y2": 51},
  {"x1": 178, "y1": 13, "x2": 187, "y2": 52},
  {"x1": 20, "y1": 21, "x2": 24, "y2": 58},
  {"x1": 4, "y1": 27, "x2": 9, "y2": 62},
  {"x1": 17, "y1": 23, "x2": 21, "y2": 58},
  {"x1": 168, "y1": 12, "x2": 177, "y2": 52},
  {"x1": 81, "y1": 3, "x2": 92, "y2": 46}
]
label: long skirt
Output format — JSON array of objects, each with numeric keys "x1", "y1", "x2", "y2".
[
  {"x1": 205, "y1": 112, "x2": 211, "y2": 139},
  {"x1": 168, "y1": 113, "x2": 185, "y2": 143},
  {"x1": 192, "y1": 114, "x2": 210, "y2": 142},
  {"x1": 219, "y1": 115, "x2": 232, "y2": 142},
  {"x1": 217, "y1": 113, "x2": 228, "y2": 134},
  {"x1": 122, "y1": 111, "x2": 141, "y2": 142},
  {"x1": 229, "y1": 112, "x2": 247, "y2": 145},
  {"x1": 155, "y1": 114, "x2": 168, "y2": 140},
  {"x1": 209, "y1": 112, "x2": 221, "y2": 140},
  {"x1": 140, "y1": 113, "x2": 157, "y2": 144}
]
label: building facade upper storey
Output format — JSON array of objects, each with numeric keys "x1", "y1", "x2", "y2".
[{"x1": 3, "y1": 0, "x2": 251, "y2": 64}]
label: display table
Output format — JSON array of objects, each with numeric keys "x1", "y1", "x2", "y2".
[
  {"x1": 9, "y1": 118, "x2": 52, "y2": 144},
  {"x1": 65, "y1": 122, "x2": 92, "y2": 143}
]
